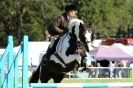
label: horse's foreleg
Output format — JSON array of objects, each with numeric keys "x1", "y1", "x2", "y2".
[
  {"x1": 52, "y1": 73, "x2": 64, "y2": 83},
  {"x1": 39, "y1": 64, "x2": 52, "y2": 83},
  {"x1": 29, "y1": 64, "x2": 40, "y2": 83}
]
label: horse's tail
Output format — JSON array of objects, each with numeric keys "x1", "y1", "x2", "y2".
[{"x1": 29, "y1": 64, "x2": 40, "y2": 83}]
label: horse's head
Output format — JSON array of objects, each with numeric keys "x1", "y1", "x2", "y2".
[
  {"x1": 68, "y1": 19, "x2": 84, "y2": 41},
  {"x1": 67, "y1": 19, "x2": 90, "y2": 52}
]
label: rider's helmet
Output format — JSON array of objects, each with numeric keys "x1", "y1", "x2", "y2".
[{"x1": 65, "y1": 4, "x2": 77, "y2": 12}]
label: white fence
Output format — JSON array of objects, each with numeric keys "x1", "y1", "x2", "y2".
[{"x1": 65, "y1": 67, "x2": 133, "y2": 79}]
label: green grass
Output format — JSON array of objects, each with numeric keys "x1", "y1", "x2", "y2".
[
  {"x1": 47, "y1": 78, "x2": 133, "y2": 83},
  {"x1": 1, "y1": 78, "x2": 133, "y2": 84},
  {"x1": 58, "y1": 78, "x2": 133, "y2": 83}
]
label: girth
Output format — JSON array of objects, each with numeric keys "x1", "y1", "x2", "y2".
[{"x1": 54, "y1": 52, "x2": 67, "y2": 67}]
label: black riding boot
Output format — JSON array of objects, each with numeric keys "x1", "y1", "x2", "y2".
[
  {"x1": 46, "y1": 47, "x2": 52, "y2": 61},
  {"x1": 42, "y1": 47, "x2": 52, "y2": 63},
  {"x1": 42, "y1": 37, "x2": 59, "y2": 63}
]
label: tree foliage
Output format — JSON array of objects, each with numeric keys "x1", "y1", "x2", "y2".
[{"x1": 0, "y1": 0, "x2": 133, "y2": 47}]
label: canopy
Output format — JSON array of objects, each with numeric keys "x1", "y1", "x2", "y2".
[{"x1": 89, "y1": 43, "x2": 133, "y2": 61}]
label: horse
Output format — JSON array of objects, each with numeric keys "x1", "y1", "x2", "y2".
[{"x1": 29, "y1": 19, "x2": 95, "y2": 83}]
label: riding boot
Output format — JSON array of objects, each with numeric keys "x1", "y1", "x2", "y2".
[
  {"x1": 41, "y1": 47, "x2": 51, "y2": 65},
  {"x1": 42, "y1": 37, "x2": 55, "y2": 63},
  {"x1": 42, "y1": 37, "x2": 59, "y2": 63},
  {"x1": 45, "y1": 47, "x2": 52, "y2": 62}
]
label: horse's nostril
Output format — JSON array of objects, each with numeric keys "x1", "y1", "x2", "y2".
[{"x1": 76, "y1": 41, "x2": 80, "y2": 46}]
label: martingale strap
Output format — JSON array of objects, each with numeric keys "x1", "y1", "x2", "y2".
[{"x1": 54, "y1": 52, "x2": 67, "y2": 66}]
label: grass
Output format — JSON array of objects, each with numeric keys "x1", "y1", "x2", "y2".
[
  {"x1": 1, "y1": 77, "x2": 133, "y2": 84},
  {"x1": 58, "y1": 78, "x2": 133, "y2": 83},
  {"x1": 46, "y1": 78, "x2": 133, "y2": 83}
]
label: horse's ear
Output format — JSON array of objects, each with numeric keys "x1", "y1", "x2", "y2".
[
  {"x1": 72, "y1": 25, "x2": 75, "y2": 34},
  {"x1": 79, "y1": 23, "x2": 82, "y2": 29},
  {"x1": 79, "y1": 23, "x2": 86, "y2": 34},
  {"x1": 81, "y1": 23, "x2": 87, "y2": 30}
]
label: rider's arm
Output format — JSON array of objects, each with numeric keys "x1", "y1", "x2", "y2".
[{"x1": 52, "y1": 16, "x2": 64, "y2": 34}]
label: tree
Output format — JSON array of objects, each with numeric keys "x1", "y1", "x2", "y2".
[
  {"x1": 78, "y1": 0, "x2": 132, "y2": 38},
  {"x1": 1, "y1": 0, "x2": 133, "y2": 47}
]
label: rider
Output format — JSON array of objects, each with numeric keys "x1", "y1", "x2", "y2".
[
  {"x1": 47, "y1": 4, "x2": 77, "y2": 37},
  {"x1": 44, "y1": 4, "x2": 78, "y2": 62}
]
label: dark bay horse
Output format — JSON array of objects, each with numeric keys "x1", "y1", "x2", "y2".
[{"x1": 29, "y1": 19, "x2": 94, "y2": 83}]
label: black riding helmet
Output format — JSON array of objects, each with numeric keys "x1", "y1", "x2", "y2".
[{"x1": 65, "y1": 4, "x2": 77, "y2": 12}]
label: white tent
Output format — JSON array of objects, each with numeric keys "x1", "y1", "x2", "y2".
[{"x1": 113, "y1": 43, "x2": 133, "y2": 57}]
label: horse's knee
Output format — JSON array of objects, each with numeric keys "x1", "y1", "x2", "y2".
[
  {"x1": 40, "y1": 72, "x2": 51, "y2": 83},
  {"x1": 52, "y1": 74, "x2": 64, "y2": 83},
  {"x1": 40, "y1": 65, "x2": 52, "y2": 83}
]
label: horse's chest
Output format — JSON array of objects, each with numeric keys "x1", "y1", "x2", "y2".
[{"x1": 52, "y1": 53, "x2": 81, "y2": 68}]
